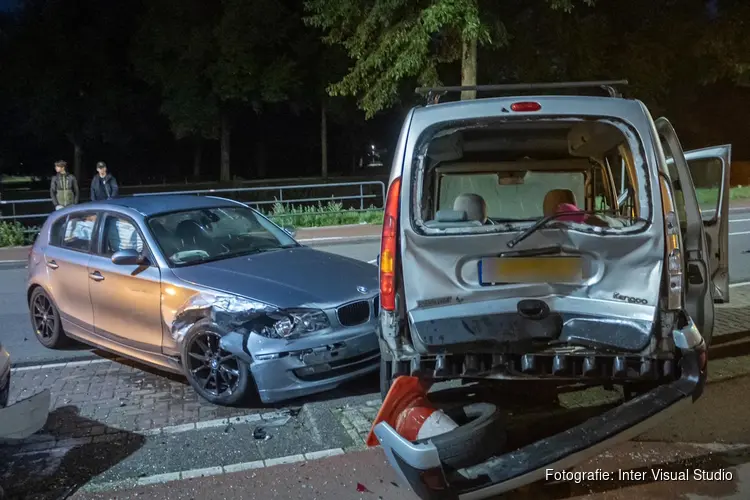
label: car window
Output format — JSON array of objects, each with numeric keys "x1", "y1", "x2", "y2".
[
  {"x1": 61, "y1": 213, "x2": 97, "y2": 252},
  {"x1": 102, "y1": 216, "x2": 144, "y2": 257},
  {"x1": 147, "y1": 206, "x2": 298, "y2": 267},
  {"x1": 687, "y1": 156, "x2": 723, "y2": 221},
  {"x1": 437, "y1": 171, "x2": 586, "y2": 219},
  {"x1": 49, "y1": 217, "x2": 67, "y2": 246}
]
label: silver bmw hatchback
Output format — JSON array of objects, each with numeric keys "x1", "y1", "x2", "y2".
[{"x1": 26, "y1": 195, "x2": 380, "y2": 405}]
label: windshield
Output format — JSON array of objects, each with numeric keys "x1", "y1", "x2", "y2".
[{"x1": 147, "y1": 206, "x2": 298, "y2": 267}]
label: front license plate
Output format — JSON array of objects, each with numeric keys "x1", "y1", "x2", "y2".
[{"x1": 479, "y1": 256, "x2": 583, "y2": 285}]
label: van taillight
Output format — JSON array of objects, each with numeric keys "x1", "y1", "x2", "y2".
[{"x1": 380, "y1": 177, "x2": 401, "y2": 311}]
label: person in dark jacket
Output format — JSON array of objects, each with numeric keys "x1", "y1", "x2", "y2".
[
  {"x1": 90, "y1": 161, "x2": 119, "y2": 201},
  {"x1": 50, "y1": 160, "x2": 79, "y2": 210}
]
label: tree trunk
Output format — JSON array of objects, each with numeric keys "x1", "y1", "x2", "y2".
[
  {"x1": 219, "y1": 111, "x2": 231, "y2": 182},
  {"x1": 321, "y1": 104, "x2": 329, "y2": 179},
  {"x1": 460, "y1": 37, "x2": 478, "y2": 101},
  {"x1": 193, "y1": 138, "x2": 203, "y2": 179},
  {"x1": 73, "y1": 140, "x2": 83, "y2": 180}
]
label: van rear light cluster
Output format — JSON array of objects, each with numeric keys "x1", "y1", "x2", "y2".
[
  {"x1": 660, "y1": 177, "x2": 683, "y2": 310},
  {"x1": 380, "y1": 178, "x2": 401, "y2": 311}
]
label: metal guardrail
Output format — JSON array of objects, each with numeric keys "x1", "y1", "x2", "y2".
[{"x1": 0, "y1": 180, "x2": 387, "y2": 222}]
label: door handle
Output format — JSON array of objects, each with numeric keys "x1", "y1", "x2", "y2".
[
  {"x1": 46, "y1": 260, "x2": 59, "y2": 269},
  {"x1": 89, "y1": 271, "x2": 105, "y2": 282}
]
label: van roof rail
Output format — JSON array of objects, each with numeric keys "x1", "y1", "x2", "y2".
[{"x1": 415, "y1": 80, "x2": 629, "y2": 105}]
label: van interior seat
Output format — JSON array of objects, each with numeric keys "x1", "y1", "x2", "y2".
[
  {"x1": 453, "y1": 193, "x2": 488, "y2": 224},
  {"x1": 424, "y1": 209, "x2": 483, "y2": 228},
  {"x1": 543, "y1": 189, "x2": 578, "y2": 217}
]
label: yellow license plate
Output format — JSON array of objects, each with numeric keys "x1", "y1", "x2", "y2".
[{"x1": 479, "y1": 256, "x2": 583, "y2": 285}]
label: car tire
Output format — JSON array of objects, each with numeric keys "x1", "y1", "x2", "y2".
[
  {"x1": 380, "y1": 359, "x2": 393, "y2": 399},
  {"x1": 181, "y1": 319, "x2": 253, "y2": 406},
  {"x1": 28, "y1": 287, "x2": 68, "y2": 349},
  {"x1": 415, "y1": 402, "x2": 506, "y2": 470}
]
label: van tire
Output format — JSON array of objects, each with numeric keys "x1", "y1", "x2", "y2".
[{"x1": 415, "y1": 402, "x2": 506, "y2": 470}]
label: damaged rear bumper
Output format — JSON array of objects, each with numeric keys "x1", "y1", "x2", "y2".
[{"x1": 373, "y1": 340, "x2": 706, "y2": 500}]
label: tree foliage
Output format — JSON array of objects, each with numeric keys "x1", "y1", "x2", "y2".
[
  {"x1": 132, "y1": 0, "x2": 302, "y2": 179},
  {"x1": 304, "y1": 0, "x2": 594, "y2": 118}
]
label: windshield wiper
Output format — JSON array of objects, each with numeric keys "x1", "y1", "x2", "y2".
[{"x1": 507, "y1": 211, "x2": 639, "y2": 249}]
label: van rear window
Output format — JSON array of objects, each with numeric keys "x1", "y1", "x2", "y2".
[{"x1": 438, "y1": 171, "x2": 585, "y2": 220}]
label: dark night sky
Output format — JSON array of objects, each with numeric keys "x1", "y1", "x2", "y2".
[{"x1": 0, "y1": 0, "x2": 17, "y2": 12}]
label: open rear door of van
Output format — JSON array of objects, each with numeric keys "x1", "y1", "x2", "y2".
[{"x1": 684, "y1": 145, "x2": 732, "y2": 304}]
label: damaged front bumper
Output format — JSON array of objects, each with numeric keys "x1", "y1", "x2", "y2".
[
  {"x1": 373, "y1": 329, "x2": 707, "y2": 499},
  {"x1": 221, "y1": 324, "x2": 380, "y2": 404},
  {"x1": 0, "y1": 345, "x2": 50, "y2": 441}
]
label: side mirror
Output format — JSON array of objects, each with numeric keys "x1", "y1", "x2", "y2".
[
  {"x1": 112, "y1": 249, "x2": 146, "y2": 266},
  {"x1": 283, "y1": 226, "x2": 296, "y2": 238}
]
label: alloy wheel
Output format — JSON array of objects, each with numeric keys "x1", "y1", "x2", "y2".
[
  {"x1": 32, "y1": 294, "x2": 56, "y2": 340},
  {"x1": 185, "y1": 332, "x2": 241, "y2": 397}
]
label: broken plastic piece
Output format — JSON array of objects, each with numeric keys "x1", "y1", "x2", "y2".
[
  {"x1": 0, "y1": 389, "x2": 51, "y2": 440},
  {"x1": 356, "y1": 483, "x2": 371, "y2": 493},
  {"x1": 366, "y1": 376, "x2": 456, "y2": 446},
  {"x1": 253, "y1": 427, "x2": 271, "y2": 440}
]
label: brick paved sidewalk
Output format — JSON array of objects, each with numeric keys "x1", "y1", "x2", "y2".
[{"x1": 0, "y1": 358, "x2": 267, "y2": 454}]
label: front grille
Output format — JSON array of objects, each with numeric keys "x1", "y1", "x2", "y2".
[{"x1": 337, "y1": 300, "x2": 370, "y2": 326}]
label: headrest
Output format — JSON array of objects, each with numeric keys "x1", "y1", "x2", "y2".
[
  {"x1": 453, "y1": 193, "x2": 487, "y2": 223},
  {"x1": 543, "y1": 189, "x2": 577, "y2": 216}
]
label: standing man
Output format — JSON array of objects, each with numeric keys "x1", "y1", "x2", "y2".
[
  {"x1": 90, "y1": 161, "x2": 119, "y2": 201},
  {"x1": 50, "y1": 160, "x2": 79, "y2": 210}
]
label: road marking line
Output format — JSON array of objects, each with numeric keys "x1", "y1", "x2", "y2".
[
  {"x1": 367, "y1": 258, "x2": 377, "y2": 264},
  {"x1": 730, "y1": 231, "x2": 750, "y2": 236},
  {"x1": 12, "y1": 358, "x2": 113, "y2": 372},
  {"x1": 160, "y1": 423, "x2": 196, "y2": 434},
  {"x1": 79, "y1": 449, "x2": 348, "y2": 493},
  {"x1": 0, "y1": 259, "x2": 27, "y2": 264},
  {"x1": 730, "y1": 281, "x2": 750, "y2": 288},
  {"x1": 730, "y1": 218, "x2": 750, "y2": 223}
]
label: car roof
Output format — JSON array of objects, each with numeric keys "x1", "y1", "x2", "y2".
[{"x1": 95, "y1": 194, "x2": 244, "y2": 217}]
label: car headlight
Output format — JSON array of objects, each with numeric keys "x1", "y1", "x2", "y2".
[{"x1": 260, "y1": 308, "x2": 330, "y2": 339}]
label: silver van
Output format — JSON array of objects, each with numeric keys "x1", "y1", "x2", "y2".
[{"x1": 371, "y1": 82, "x2": 731, "y2": 499}]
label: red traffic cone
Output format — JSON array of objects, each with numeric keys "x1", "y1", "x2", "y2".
[{"x1": 366, "y1": 376, "x2": 458, "y2": 447}]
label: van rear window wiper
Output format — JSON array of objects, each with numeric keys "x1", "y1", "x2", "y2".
[{"x1": 506, "y1": 211, "x2": 645, "y2": 249}]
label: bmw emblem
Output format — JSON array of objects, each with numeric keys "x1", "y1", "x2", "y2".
[{"x1": 357, "y1": 286, "x2": 368, "y2": 294}]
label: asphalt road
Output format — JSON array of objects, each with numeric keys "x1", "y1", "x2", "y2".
[{"x1": 3, "y1": 208, "x2": 750, "y2": 367}]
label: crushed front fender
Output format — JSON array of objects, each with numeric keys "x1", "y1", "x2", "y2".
[{"x1": 373, "y1": 341, "x2": 707, "y2": 500}]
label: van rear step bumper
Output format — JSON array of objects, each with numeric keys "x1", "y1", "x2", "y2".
[
  {"x1": 395, "y1": 351, "x2": 676, "y2": 382},
  {"x1": 373, "y1": 344, "x2": 706, "y2": 500}
]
